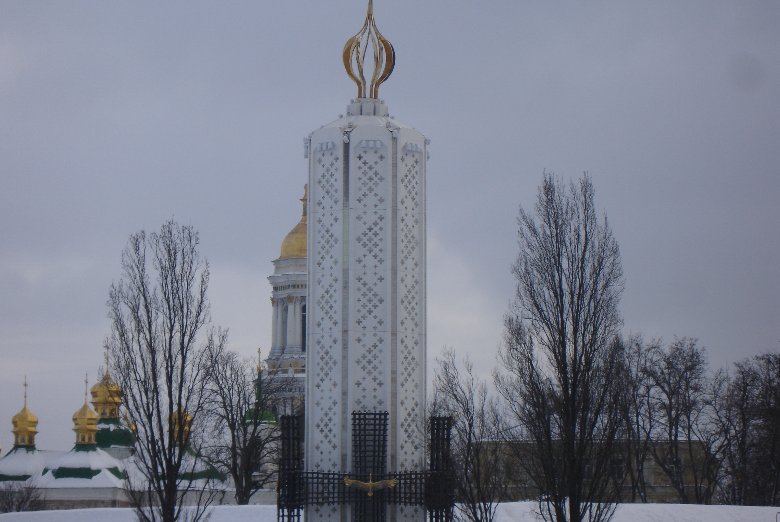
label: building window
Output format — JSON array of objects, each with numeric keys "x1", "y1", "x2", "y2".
[
  {"x1": 280, "y1": 305, "x2": 288, "y2": 349},
  {"x1": 301, "y1": 304, "x2": 307, "y2": 352}
]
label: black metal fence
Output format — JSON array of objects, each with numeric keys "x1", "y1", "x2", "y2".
[{"x1": 277, "y1": 413, "x2": 455, "y2": 522}]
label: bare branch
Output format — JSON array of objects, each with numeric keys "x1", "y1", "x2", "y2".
[
  {"x1": 497, "y1": 173, "x2": 623, "y2": 522},
  {"x1": 106, "y1": 220, "x2": 220, "y2": 522}
]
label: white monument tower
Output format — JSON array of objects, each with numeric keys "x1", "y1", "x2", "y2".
[{"x1": 305, "y1": 2, "x2": 428, "y2": 520}]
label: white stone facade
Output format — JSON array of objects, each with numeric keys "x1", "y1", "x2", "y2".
[
  {"x1": 305, "y1": 98, "x2": 427, "y2": 521},
  {"x1": 268, "y1": 255, "x2": 307, "y2": 416}
]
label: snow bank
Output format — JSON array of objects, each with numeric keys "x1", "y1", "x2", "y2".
[
  {"x1": 0, "y1": 506, "x2": 277, "y2": 522},
  {"x1": 0, "y1": 502, "x2": 777, "y2": 521},
  {"x1": 495, "y1": 502, "x2": 779, "y2": 521}
]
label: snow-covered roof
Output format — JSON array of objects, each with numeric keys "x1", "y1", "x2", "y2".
[
  {"x1": 37, "y1": 468, "x2": 124, "y2": 489},
  {"x1": 37, "y1": 447, "x2": 125, "y2": 489},
  {"x1": 44, "y1": 447, "x2": 122, "y2": 472},
  {"x1": 0, "y1": 448, "x2": 63, "y2": 481}
]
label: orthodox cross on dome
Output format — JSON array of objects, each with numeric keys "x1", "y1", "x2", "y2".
[
  {"x1": 342, "y1": 0, "x2": 395, "y2": 99},
  {"x1": 23, "y1": 376, "x2": 28, "y2": 407}
]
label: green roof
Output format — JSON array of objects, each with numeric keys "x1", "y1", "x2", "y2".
[
  {"x1": 96, "y1": 426, "x2": 135, "y2": 448},
  {"x1": 243, "y1": 406, "x2": 276, "y2": 425},
  {"x1": 0, "y1": 474, "x2": 31, "y2": 482}
]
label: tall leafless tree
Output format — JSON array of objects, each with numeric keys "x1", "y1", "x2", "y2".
[
  {"x1": 432, "y1": 350, "x2": 505, "y2": 522},
  {"x1": 643, "y1": 338, "x2": 719, "y2": 504},
  {"x1": 713, "y1": 352, "x2": 780, "y2": 505},
  {"x1": 106, "y1": 220, "x2": 224, "y2": 522},
  {"x1": 614, "y1": 335, "x2": 659, "y2": 503},
  {"x1": 496, "y1": 173, "x2": 624, "y2": 522},
  {"x1": 751, "y1": 352, "x2": 780, "y2": 505},
  {"x1": 203, "y1": 346, "x2": 287, "y2": 504},
  {"x1": 710, "y1": 364, "x2": 755, "y2": 504}
]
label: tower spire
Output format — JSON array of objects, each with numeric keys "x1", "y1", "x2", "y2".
[{"x1": 343, "y1": 0, "x2": 395, "y2": 99}]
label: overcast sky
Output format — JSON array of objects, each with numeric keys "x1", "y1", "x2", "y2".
[{"x1": 1, "y1": 1, "x2": 778, "y2": 451}]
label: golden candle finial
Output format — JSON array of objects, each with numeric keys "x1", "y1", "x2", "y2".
[{"x1": 343, "y1": 0, "x2": 395, "y2": 99}]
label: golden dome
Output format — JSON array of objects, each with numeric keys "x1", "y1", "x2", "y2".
[
  {"x1": 12, "y1": 379, "x2": 38, "y2": 447},
  {"x1": 279, "y1": 185, "x2": 308, "y2": 260},
  {"x1": 171, "y1": 409, "x2": 193, "y2": 445},
  {"x1": 73, "y1": 400, "x2": 99, "y2": 445},
  {"x1": 90, "y1": 369, "x2": 122, "y2": 420},
  {"x1": 12, "y1": 405, "x2": 39, "y2": 448}
]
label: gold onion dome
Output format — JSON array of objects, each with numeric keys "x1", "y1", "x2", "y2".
[
  {"x1": 171, "y1": 409, "x2": 193, "y2": 445},
  {"x1": 90, "y1": 369, "x2": 122, "y2": 420},
  {"x1": 343, "y1": 0, "x2": 395, "y2": 99},
  {"x1": 12, "y1": 404, "x2": 38, "y2": 448},
  {"x1": 73, "y1": 400, "x2": 99, "y2": 445},
  {"x1": 279, "y1": 185, "x2": 308, "y2": 259}
]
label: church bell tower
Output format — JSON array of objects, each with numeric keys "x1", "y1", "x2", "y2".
[{"x1": 303, "y1": 2, "x2": 429, "y2": 520}]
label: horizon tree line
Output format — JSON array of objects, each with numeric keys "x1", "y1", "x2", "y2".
[{"x1": 433, "y1": 173, "x2": 780, "y2": 522}]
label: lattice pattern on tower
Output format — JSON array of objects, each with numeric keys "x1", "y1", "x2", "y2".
[
  {"x1": 350, "y1": 143, "x2": 389, "y2": 412},
  {"x1": 397, "y1": 143, "x2": 424, "y2": 471},
  {"x1": 310, "y1": 141, "x2": 343, "y2": 472}
]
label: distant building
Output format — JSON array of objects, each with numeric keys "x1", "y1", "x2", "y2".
[
  {"x1": 481, "y1": 438, "x2": 712, "y2": 504},
  {"x1": 0, "y1": 370, "x2": 225, "y2": 510},
  {"x1": 0, "y1": 376, "x2": 131, "y2": 509},
  {"x1": 266, "y1": 185, "x2": 308, "y2": 417}
]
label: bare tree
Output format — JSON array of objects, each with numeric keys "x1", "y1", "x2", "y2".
[
  {"x1": 496, "y1": 173, "x2": 624, "y2": 522},
  {"x1": 204, "y1": 346, "x2": 287, "y2": 504},
  {"x1": 710, "y1": 364, "x2": 754, "y2": 504},
  {"x1": 713, "y1": 353, "x2": 780, "y2": 505},
  {"x1": 106, "y1": 220, "x2": 224, "y2": 522},
  {"x1": 751, "y1": 352, "x2": 780, "y2": 505},
  {"x1": 643, "y1": 338, "x2": 719, "y2": 504},
  {"x1": 0, "y1": 480, "x2": 40, "y2": 513},
  {"x1": 432, "y1": 350, "x2": 505, "y2": 522},
  {"x1": 614, "y1": 335, "x2": 660, "y2": 502}
]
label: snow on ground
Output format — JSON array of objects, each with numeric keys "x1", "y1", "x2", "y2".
[
  {"x1": 0, "y1": 503, "x2": 778, "y2": 521},
  {"x1": 495, "y1": 502, "x2": 779, "y2": 522},
  {"x1": 0, "y1": 506, "x2": 275, "y2": 522}
]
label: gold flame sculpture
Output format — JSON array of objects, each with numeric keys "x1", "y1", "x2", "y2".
[{"x1": 343, "y1": 0, "x2": 395, "y2": 99}]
